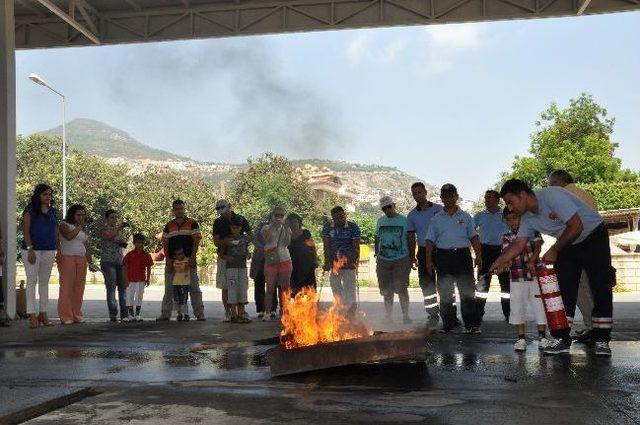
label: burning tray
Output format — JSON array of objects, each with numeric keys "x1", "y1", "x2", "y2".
[{"x1": 267, "y1": 328, "x2": 430, "y2": 377}]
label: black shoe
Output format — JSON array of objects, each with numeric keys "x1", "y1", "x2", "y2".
[
  {"x1": 184, "y1": 315, "x2": 190, "y2": 322},
  {"x1": 572, "y1": 329, "x2": 593, "y2": 344},
  {"x1": 109, "y1": 317, "x2": 118, "y2": 323},
  {"x1": 543, "y1": 339, "x2": 571, "y2": 355},
  {"x1": 177, "y1": 314, "x2": 184, "y2": 322}
]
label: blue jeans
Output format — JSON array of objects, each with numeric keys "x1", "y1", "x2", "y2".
[{"x1": 101, "y1": 261, "x2": 127, "y2": 319}]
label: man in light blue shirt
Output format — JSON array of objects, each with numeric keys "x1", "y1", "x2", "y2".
[
  {"x1": 492, "y1": 179, "x2": 613, "y2": 357},
  {"x1": 425, "y1": 184, "x2": 483, "y2": 334},
  {"x1": 407, "y1": 182, "x2": 443, "y2": 323},
  {"x1": 375, "y1": 196, "x2": 412, "y2": 324},
  {"x1": 474, "y1": 190, "x2": 511, "y2": 321}
]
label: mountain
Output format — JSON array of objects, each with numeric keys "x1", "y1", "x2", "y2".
[{"x1": 38, "y1": 118, "x2": 187, "y2": 161}]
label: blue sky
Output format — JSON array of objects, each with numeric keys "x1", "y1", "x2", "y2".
[{"x1": 16, "y1": 11, "x2": 640, "y2": 200}]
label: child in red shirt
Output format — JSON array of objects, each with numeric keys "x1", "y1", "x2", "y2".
[{"x1": 122, "y1": 233, "x2": 153, "y2": 322}]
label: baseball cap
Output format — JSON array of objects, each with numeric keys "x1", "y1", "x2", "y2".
[
  {"x1": 379, "y1": 195, "x2": 395, "y2": 209},
  {"x1": 440, "y1": 184, "x2": 458, "y2": 196}
]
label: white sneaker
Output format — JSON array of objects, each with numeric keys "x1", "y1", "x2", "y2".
[
  {"x1": 514, "y1": 338, "x2": 527, "y2": 352},
  {"x1": 223, "y1": 311, "x2": 232, "y2": 323},
  {"x1": 538, "y1": 337, "x2": 552, "y2": 350},
  {"x1": 121, "y1": 316, "x2": 131, "y2": 323},
  {"x1": 595, "y1": 341, "x2": 612, "y2": 357},
  {"x1": 135, "y1": 315, "x2": 143, "y2": 322}
]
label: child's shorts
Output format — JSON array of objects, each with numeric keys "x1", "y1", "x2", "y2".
[
  {"x1": 173, "y1": 285, "x2": 190, "y2": 305},
  {"x1": 226, "y1": 268, "x2": 248, "y2": 304},
  {"x1": 509, "y1": 279, "x2": 547, "y2": 326}
]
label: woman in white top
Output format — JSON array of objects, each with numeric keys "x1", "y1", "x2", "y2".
[
  {"x1": 261, "y1": 206, "x2": 292, "y2": 321},
  {"x1": 57, "y1": 204, "x2": 93, "y2": 324}
]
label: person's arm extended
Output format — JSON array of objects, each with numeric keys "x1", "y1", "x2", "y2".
[
  {"x1": 527, "y1": 238, "x2": 543, "y2": 274},
  {"x1": 470, "y1": 235, "x2": 482, "y2": 268},
  {"x1": 351, "y1": 238, "x2": 361, "y2": 268},
  {"x1": 542, "y1": 214, "x2": 583, "y2": 263},
  {"x1": 490, "y1": 237, "x2": 528, "y2": 274}
]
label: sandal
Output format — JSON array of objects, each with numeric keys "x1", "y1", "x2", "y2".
[
  {"x1": 28, "y1": 314, "x2": 39, "y2": 329},
  {"x1": 38, "y1": 313, "x2": 53, "y2": 327}
]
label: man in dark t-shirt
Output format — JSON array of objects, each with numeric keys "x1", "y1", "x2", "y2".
[
  {"x1": 212, "y1": 199, "x2": 252, "y2": 322},
  {"x1": 157, "y1": 199, "x2": 205, "y2": 321}
]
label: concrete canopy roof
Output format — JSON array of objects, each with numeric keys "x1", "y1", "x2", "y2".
[{"x1": 14, "y1": 0, "x2": 640, "y2": 49}]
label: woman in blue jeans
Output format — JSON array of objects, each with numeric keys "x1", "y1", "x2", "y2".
[{"x1": 100, "y1": 209, "x2": 129, "y2": 322}]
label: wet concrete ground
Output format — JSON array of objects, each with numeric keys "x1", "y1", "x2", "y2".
[{"x1": 1, "y1": 291, "x2": 640, "y2": 424}]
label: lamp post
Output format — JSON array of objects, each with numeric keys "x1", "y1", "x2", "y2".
[{"x1": 28, "y1": 73, "x2": 67, "y2": 214}]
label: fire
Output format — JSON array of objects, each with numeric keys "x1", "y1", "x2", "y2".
[
  {"x1": 332, "y1": 254, "x2": 348, "y2": 275},
  {"x1": 280, "y1": 286, "x2": 372, "y2": 350}
]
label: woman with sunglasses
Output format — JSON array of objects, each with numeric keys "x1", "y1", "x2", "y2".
[{"x1": 261, "y1": 206, "x2": 292, "y2": 321}]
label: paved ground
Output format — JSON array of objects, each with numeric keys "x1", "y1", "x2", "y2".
[{"x1": 1, "y1": 287, "x2": 640, "y2": 424}]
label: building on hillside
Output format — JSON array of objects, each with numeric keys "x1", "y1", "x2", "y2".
[{"x1": 306, "y1": 172, "x2": 357, "y2": 212}]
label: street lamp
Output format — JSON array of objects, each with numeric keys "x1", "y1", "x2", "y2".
[{"x1": 28, "y1": 73, "x2": 67, "y2": 214}]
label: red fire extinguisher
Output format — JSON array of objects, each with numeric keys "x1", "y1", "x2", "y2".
[{"x1": 535, "y1": 267, "x2": 569, "y2": 331}]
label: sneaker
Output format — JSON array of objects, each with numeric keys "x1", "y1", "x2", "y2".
[
  {"x1": 135, "y1": 315, "x2": 143, "y2": 322},
  {"x1": 261, "y1": 314, "x2": 268, "y2": 322},
  {"x1": 572, "y1": 329, "x2": 593, "y2": 344},
  {"x1": 538, "y1": 337, "x2": 552, "y2": 350},
  {"x1": 469, "y1": 327, "x2": 481, "y2": 335},
  {"x1": 514, "y1": 338, "x2": 527, "y2": 352},
  {"x1": 437, "y1": 327, "x2": 453, "y2": 334},
  {"x1": 270, "y1": 312, "x2": 277, "y2": 321},
  {"x1": 177, "y1": 314, "x2": 184, "y2": 322},
  {"x1": 156, "y1": 316, "x2": 170, "y2": 322},
  {"x1": 184, "y1": 315, "x2": 190, "y2": 322},
  {"x1": 594, "y1": 342, "x2": 612, "y2": 357},
  {"x1": 121, "y1": 316, "x2": 131, "y2": 323},
  {"x1": 196, "y1": 316, "x2": 206, "y2": 321},
  {"x1": 223, "y1": 311, "x2": 232, "y2": 323},
  {"x1": 238, "y1": 315, "x2": 252, "y2": 324},
  {"x1": 109, "y1": 317, "x2": 118, "y2": 323},
  {"x1": 256, "y1": 312, "x2": 264, "y2": 320},
  {"x1": 543, "y1": 339, "x2": 571, "y2": 355},
  {"x1": 403, "y1": 317, "x2": 413, "y2": 325}
]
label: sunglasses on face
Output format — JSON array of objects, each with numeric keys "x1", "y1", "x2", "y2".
[
  {"x1": 382, "y1": 205, "x2": 393, "y2": 211},
  {"x1": 274, "y1": 214, "x2": 284, "y2": 218},
  {"x1": 215, "y1": 206, "x2": 227, "y2": 210}
]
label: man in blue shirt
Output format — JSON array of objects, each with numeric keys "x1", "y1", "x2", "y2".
[
  {"x1": 425, "y1": 184, "x2": 483, "y2": 334},
  {"x1": 375, "y1": 196, "x2": 412, "y2": 324},
  {"x1": 474, "y1": 190, "x2": 510, "y2": 321},
  {"x1": 322, "y1": 206, "x2": 361, "y2": 314},
  {"x1": 407, "y1": 182, "x2": 443, "y2": 324},
  {"x1": 491, "y1": 179, "x2": 613, "y2": 357}
]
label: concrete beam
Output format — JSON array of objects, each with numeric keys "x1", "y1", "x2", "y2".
[
  {"x1": 0, "y1": 0, "x2": 17, "y2": 319},
  {"x1": 34, "y1": 0, "x2": 100, "y2": 44}
]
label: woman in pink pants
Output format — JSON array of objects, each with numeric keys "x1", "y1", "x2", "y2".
[{"x1": 57, "y1": 204, "x2": 93, "y2": 324}]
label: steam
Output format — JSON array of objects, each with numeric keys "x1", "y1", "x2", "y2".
[{"x1": 106, "y1": 38, "x2": 344, "y2": 161}]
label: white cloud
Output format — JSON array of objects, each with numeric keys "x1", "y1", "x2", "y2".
[
  {"x1": 423, "y1": 23, "x2": 487, "y2": 74},
  {"x1": 345, "y1": 33, "x2": 406, "y2": 65}
]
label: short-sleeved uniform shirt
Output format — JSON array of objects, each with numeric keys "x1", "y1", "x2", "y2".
[
  {"x1": 375, "y1": 215, "x2": 409, "y2": 261},
  {"x1": 474, "y1": 209, "x2": 509, "y2": 246},
  {"x1": 212, "y1": 213, "x2": 251, "y2": 253},
  {"x1": 321, "y1": 220, "x2": 362, "y2": 262},
  {"x1": 517, "y1": 187, "x2": 604, "y2": 244},
  {"x1": 162, "y1": 217, "x2": 201, "y2": 260},
  {"x1": 21, "y1": 205, "x2": 59, "y2": 251},
  {"x1": 425, "y1": 208, "x2": 477, "y2": 249},
  {"x1": 502, "y1": 230, "x2": 543, "y2": 282},
  {"x1": 172, "y1": 259, "x2": 191, "y2": 285},
  {"x1": 122, "y1": 249, "x2": 153, "y2": 282},
  {"x1": 407, "y1": 203, "x2": 443, "y2": 247},
  {"x1": 219, "y1": 235, "x2": 249, "y2": 269}
]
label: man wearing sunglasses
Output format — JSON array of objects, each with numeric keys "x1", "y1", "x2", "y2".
[{"x1": 212, "y1": 199, "x2": 252, "y2": 322}]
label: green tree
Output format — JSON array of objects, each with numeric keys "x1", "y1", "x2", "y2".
[
  {"x1": 350, "y1": 211, "x2": 376, "y2": 245},
  {"x1": 506, "y1": 93, "x2": 638, "y2": 187},
  {"x1": 580, "y1": 181, "x2": 640, "y2": 211}
]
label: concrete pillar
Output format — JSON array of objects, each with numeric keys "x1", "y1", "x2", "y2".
[{"x1": 0, "y1": 1, "x2": 16, "y2": 319}]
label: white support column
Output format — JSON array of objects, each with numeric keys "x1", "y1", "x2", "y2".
[{"x1": 0, "y1": 1, "x2": 17, "y2": 319}]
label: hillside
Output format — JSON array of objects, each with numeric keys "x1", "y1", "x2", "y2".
[
  {"x1": 34, "y1": 119, "x2": 446, "y2": 211},
  {"x1": 39, "y1": 118, "x2": 187, "y2": 161}
]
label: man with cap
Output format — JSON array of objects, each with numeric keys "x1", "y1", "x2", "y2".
[
  {"x1": 474, "y1": 189, "x2": 510, "y2": 322},
  {"x1": 491, "y1": 179, "x2": 613, "y2": 356},
  {"x1": 375, "y1": 195, "x2": 412, "y2": 324},
  {"x1": 212, "y1": 200, "x2": 252, "y2": 322},
  {"x1": 425, "y1": 184, "x2": 482, "y2": 334},
  {"x1": 407, "y1": 182, "x2": 443, "y2": 325},
  {"x1": 548, "y1": 169, "x2": 597, "y2": 343}
]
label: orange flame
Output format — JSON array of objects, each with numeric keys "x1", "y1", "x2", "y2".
[
  {"x1": 332, "y1": 254, "x2": 348, "y2": 275},
  {"x1": 280, "y1": 286, "x2": 371, "y2": 350}
]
